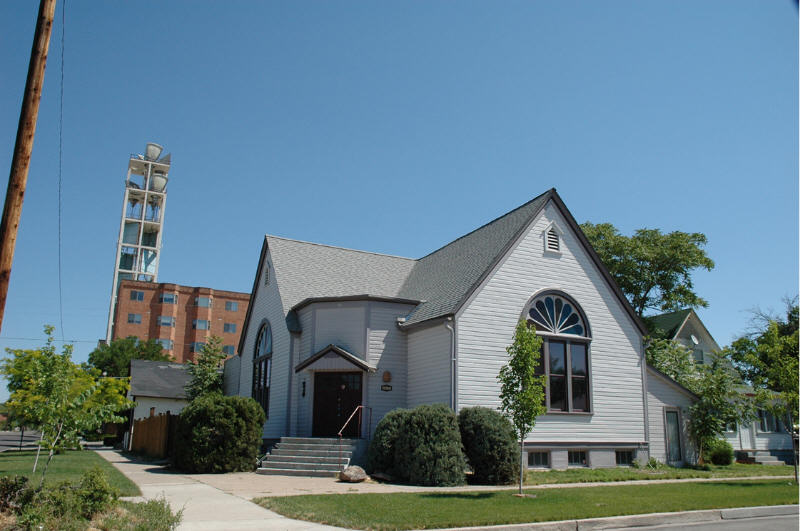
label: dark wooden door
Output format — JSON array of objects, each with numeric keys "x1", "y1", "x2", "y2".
[{"x1": 313, "y1": 372, "x2": 362, "y2": 437}]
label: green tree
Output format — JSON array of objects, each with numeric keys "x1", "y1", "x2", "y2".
[
  {"x1": 687, "y1": 359, "x2": 754, "y2": 465},
  {"x1": 185, "y1": 336, "x2": 226, "y2": 401},
  {"x1": 580, "y1": 222, "x2": 714, "y2": 316},
  {"x1": 726, "y1": 302, "x2": 798, "y2": 420},
  {"x1": 725, "y1": 301, "x2": 798, "y2": 480},
  {"x1": 1, "y1": 326, "x2": 133, "y2": 484},
  {"x1": 646, "y1": 338, "x2": 701, "y2": 393},
  {"x1": 646, "y1": 337, "x2": 755, "y2": 464},
  {"x1": 498, "y1": 319, "x2": 546, "y2": 495},
  {"x1": 88, "y1": 336, "x2": 171, "y2": 377}
]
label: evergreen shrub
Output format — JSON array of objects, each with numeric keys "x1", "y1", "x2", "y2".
[
  {"x1": 706, "y1": 439, "x2": 734, "y2": 466},
  {"x1": 393, "y1": 404, "x2": 466, "y2": 486},
  {"x1": 458, "y1": 407, "x2": 518, "y2": 484},
  {"x1": 172, "y1": 394, "x2": 265, "y2": 473},
  {"x1": 366, "y1": 408, "x2": 411, "y2": 476}
]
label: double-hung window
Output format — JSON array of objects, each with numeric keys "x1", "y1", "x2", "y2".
[
  {"x1": 526, "y1": 292, "x2": 592, "y2": 413},
  {"x1": 223, "y1": 323, "x2": 236, "y2": 333},
  {"x1": 193, "y1": 319, "x2": 209, "y2": 330}
]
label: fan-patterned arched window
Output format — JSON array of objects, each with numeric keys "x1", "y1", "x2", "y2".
[
  {"x1": 524, "y1": 293, "x2": 591, "y2": 413},
  {"x1": 527, "y1": 294, "x2": 588, "y2": 336},
  {"x1": 252, "y1": 322, "x2": 272, "y2": 416}
]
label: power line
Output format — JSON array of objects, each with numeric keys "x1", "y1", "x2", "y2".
[
  {"x1": 0, "y1": 336, "x2": 97, "y2": 343},
  {"x1": 56, "y1": 0, "x2": 66, "y2": 340}
]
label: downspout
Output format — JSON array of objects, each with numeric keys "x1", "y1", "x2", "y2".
[
  {"x1": 640, "y1": 337, "x2": 650, "y2": 462},
  {"x1": 445, "y1": 317, "x2": 457, "y2": 411}
]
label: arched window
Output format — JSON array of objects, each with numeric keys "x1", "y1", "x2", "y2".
[
  {"x1": 524, "y1": 292, "x2": 592, "y2": 413},
  {"x1": 252, "y1": 322, "x2": 272, "y2": 416}
]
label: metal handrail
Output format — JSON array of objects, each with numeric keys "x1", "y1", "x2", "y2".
[{"x1": 337, "y1": 405, "x2": 372, "y2": 472}]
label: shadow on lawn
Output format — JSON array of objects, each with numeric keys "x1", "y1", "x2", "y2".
[{"x1": 419, "y1": 492, "x2": 495, "y2": 500}]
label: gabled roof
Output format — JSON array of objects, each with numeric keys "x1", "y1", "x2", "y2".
[
  {"x1": 645, "y1": 309, "x2": 692, "y2": 339},
  {"x1": 294, "y1": 344, "x2": 377, "y2": 373},
  {"x1": 129, "y1": 359, "x2": 190, "y2": 400},
  {"x1": 238, "y1": 188, "x2": 649, "y2": 350}
]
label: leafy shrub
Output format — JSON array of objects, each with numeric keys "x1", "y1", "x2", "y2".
[
  {"x1": 77, "y1": 466, "x2": 118, "y2": 518},
  {"x1": 100, "y1": 497, "x2": 183, "y2": 531},
  {"x1": 393, "y1": 404, "x2": 466, "y2": 486},
  {"x1": 458, "y1": 407, "x2": 518, "y2": 484},
  {"x1": 646, "y1": 457, "x2": 665, "y2": 469},
  {"x1": 706, "y1": 439, "x2": 734, "y2": 466},
  {"x1": 366, "y1": 408, "x2": 411, "y2": 475},
  {"x1": 172, "y1": 395, "x2": 266, "y2": 473},
  {"x1": 0, "y1": 475, "x2": 30, "y2": 513}
]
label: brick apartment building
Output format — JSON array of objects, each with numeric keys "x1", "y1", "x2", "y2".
[{"x1": 112, "y1": 279, "x2": 250, "y2": 363}]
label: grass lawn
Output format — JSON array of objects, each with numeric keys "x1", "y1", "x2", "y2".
[
  {"x1": 0, "y1": 450, "x2": 140, "y2": 496},
  {"x1": 525, "y1": 463, "x2": 795, "y2": 485},
  {"x1": 257, "y1": 480, "x2": 798, "y2": 530}
]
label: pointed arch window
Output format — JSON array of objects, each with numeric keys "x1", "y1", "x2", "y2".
[
  {"x1": 524, "y1": 292, "x2": 592, "y2": 413},
  {"x1": 252, "y1": 322, "x2": 272, "y2": 416}
]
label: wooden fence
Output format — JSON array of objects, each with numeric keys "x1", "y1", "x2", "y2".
[{"x1": 131, "y1": 413, "x2": 177, "y2": 458}]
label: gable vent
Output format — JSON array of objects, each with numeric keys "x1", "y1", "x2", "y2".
[{"x1": 546, "y1": 228, "x2": 560, "y2": 252}]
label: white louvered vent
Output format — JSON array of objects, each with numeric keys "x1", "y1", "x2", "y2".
[{"x1": 546, "y1": 228, "x2": 560, "y2": 252}]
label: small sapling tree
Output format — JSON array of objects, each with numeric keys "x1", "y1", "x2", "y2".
[
  {"x1": 1, "y1": 326, "x2": 132, "y2": 484},
  {"x1": 498, "y1": 319, "x2": 546, "y2": 495},
  {"x1": 185, "y1": 336, "x2": 226, "y2": 400}
]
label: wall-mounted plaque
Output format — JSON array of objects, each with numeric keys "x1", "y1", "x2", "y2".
[{"x1": 380, "y1": 384, "x2": 392, "y2": 392}]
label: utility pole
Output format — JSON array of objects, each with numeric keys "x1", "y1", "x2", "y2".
[{"x1": 0, "y1": 0, "x2": 57, "y2": 333}]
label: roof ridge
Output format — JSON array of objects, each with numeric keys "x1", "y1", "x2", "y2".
[
  {"x1": 416, "y1": 189, "x2": 553, "y2": 260},
  {"x1": 265, "y1": 234, "x2": 416, "y2": 261},
  {"x1": 648, "y1": 308, "x2": 692, "y2": 318}
]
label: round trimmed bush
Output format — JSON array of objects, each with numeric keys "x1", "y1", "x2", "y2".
[
  {"x1": 458, "y1": 407, "x2": 518, "y2": 484},
  {"x1": 366, "y1": 408, "x2": 411, "y2": 476},
  {"x1": 393, "y1": 404, "x2": 466, "y2": 486},
  {"x1": 172, "y1": 394, "x2": 265, "y2": 473},
  {"x1": 707, "y1": 439, "x2": 734, "y2": 466}
]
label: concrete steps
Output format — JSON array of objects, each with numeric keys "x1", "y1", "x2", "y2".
[
  {"x1": 257, "y1": 437, "x2": 357, "y2": 477},
  {"x1": 753, "y1": 451, "x2": 785, "y2": 465}
]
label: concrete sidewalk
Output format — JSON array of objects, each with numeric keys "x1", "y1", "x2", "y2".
[
  {"x1": 95, "y1": 449, "x2": 345, "y2": 530},
  {"x1": 96, "y1": 449, "x2": 796, "y2": 531}
]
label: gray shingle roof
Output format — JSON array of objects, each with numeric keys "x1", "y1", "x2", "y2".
[
  {"x1": 263, "y1": 191, "x2": 550, "y2": 327},
  {"x1": 129, "y1": 359, "x2": 190, "y2": 400},
  {"x1": 397, "y1": 191, "x2": 550, "y2": 325},
  {"x1": 251, "y1": 188, "x2": 645, "y2": 336},
  {"x1": 266, "y1": 236, "x2": 416, "y2": 315}
]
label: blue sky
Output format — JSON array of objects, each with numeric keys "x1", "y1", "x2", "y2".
[{"x1": 0, "y1": 1, "x2": 797, "y2": 400}]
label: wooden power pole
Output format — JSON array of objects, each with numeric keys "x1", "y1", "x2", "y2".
[{"x1": 0, "y1": 0, "x2": 57, "y2": 333}]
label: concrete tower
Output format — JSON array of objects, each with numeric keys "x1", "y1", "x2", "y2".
[{"x1": 105, "y1": 143, "x2": 171, "y2": 342}]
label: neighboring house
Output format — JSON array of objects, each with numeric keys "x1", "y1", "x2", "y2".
[
  {"x1": 128, "y1": 359, "x2": 190, "y2": 420},
  {"x1": 648, "y1": 309, "x2": 793, "y2": 462},
  {"x1": 226, "y1": 189, "x2": 698, "y2": 469}
]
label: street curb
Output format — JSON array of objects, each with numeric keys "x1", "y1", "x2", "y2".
[{"x1": 428, "y1": 504, "x2": 799, "y2": 531}]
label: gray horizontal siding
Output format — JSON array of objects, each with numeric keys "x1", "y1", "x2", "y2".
[
  {"x1": 407, "y1": 323, "x2": 451, "y2": 407},
  {"x1": 367, "y1": 302, "x2": 414, "y2": 431},
  {"x1": 457, "y1": 202, "x2": 645, "y2": 443}
]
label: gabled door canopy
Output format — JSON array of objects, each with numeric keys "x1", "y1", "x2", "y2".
[{"x1": 294, "y1": 344, "x2": 377, "y2": 373}]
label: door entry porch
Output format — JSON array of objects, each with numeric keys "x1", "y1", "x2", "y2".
[{"x1": 312, "y1": 371, "x2": 362, "y2": 437}]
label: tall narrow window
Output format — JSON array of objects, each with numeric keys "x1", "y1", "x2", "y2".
[
  {"x1": 252, "y1": 322, "x2": 272, "y2": 416},
  {"x1": 525, "y1": 292, "x2": 592, "y2": 413}
]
